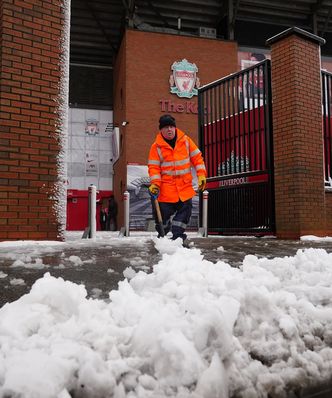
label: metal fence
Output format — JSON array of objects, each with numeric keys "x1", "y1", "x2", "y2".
[
  {"x1": 198, "y1": 59, "x2": 275, "y2": 234},
  {"x1": 322, "y1": 70, "x2": 332, "y2": 188}
]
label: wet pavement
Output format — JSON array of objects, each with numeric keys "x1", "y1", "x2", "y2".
[
  {"x1": 1, "y1": 233, "x2": 332, "y2": 397},
  {"x1": 1, "y1": 233, "x2": 332, "y2": 308}
]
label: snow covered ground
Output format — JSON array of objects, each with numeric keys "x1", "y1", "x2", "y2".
[{"x1": 1, "y1": 233, "x2": 332, "y2": 397}]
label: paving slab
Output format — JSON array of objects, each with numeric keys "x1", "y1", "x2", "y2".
[{"x1": 1, "y1": 233, "x2": 332, "y2": 308}]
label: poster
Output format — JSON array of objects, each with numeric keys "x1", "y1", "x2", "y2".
[
  {"x1": 67, "y1": 108, "x2": 114, "y2": 190},
  {"x1": 85, "y1": 151, "x2": 98, "y2": 176},
  {"x1": 126, "y1": 164, "x2": 152, "y2": 230},
  {"x1": 126, "y1": 164, "x2": 199, "y2": 231},
  {"x1": 237, "y1": 50, "x2": 270, "y2": 110}
]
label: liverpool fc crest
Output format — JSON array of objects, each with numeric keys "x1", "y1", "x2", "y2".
[
  {"x1": 85, "y1": 118, "x2": 99, "y2": 136},
  {"x1": 169, "y1": 59, "x2": 200, "y2": 98}
]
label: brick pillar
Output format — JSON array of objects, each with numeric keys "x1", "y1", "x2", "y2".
[
  {"x1": 0, "y1": 0, "x2": 70, "y2": 241},
  {"x1": 267, "y1": 27, "x2": 326, "y2": 239}
]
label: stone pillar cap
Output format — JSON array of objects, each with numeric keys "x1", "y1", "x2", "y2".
[{"x1": 266, "y1": 26, "x2": 325, "y2": 46}]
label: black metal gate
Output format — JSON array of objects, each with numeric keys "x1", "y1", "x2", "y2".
[
  {"x1": 322, "y1": 70, "x2": 332, "y2": 188},
  {"x1": 198, "y1": 59, "x2": 275, "y2": 235}
]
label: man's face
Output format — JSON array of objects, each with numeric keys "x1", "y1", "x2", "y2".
[{"x1": 161, "y1": 125, "x2": 176, "y2": 140}]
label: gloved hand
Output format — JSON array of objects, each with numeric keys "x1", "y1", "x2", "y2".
[
  {"x1": 149, "y1": 184, "x2": 160, "y2": 197},
  {"x1": 198, "y1": 175, "x2": 206, "y2": 192}
]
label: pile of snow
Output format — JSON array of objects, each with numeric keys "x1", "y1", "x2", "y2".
[{"x1": 1, "y1": 239, "x2": 332, "y2": 397}]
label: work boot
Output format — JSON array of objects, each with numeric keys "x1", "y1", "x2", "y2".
[
  {"x1": 182, "y1": 238, "x2": 191, "y2": 248},
  {"x1": 171, "y1": 233, "x2": 190, "y2": 248}
]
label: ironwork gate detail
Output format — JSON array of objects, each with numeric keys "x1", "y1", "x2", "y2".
[{"x1": 198, "y1": 59, "x2": 275, "y2": 234}]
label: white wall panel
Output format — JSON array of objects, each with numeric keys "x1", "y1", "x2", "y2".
[{"x1": 67, "y1": 108, "x2": 114, "y2": 190}]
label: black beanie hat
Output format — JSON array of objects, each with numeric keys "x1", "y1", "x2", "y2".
[{"x1": 159, "y1": 114, "x2": 176, "y2": 130}]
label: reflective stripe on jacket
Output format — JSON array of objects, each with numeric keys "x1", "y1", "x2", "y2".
[{"x1": 148, "y1": 128, "x2": 206, "y2": 202}]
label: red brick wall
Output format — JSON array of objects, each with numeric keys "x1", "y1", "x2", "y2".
[
  {"x1": 0, "y1": 0, "x2": 66, "y2": 240},
  {"x1": 269, "y1": 32, "x2": 326, "y2": 238},
  {"x1": 113, "y1": 29, "x2": 238, "y2": 224}
]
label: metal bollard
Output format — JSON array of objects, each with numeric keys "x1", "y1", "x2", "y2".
[
  {"x1": 82, "y1": 184, "x2": 97, "y2": 239},
  {"x1": 202, "y1": 190, "x2": 209, "y2": 237},
  {"x1": 88, "y1": 184, "x2": 97, "y2": 239},
  {"x1": 123, "y1": 190, "x2": 130, "y2": 237}
]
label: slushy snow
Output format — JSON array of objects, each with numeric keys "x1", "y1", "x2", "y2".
[{"x1": 1, "y1": 236, "x2": 332, "y2": 397}]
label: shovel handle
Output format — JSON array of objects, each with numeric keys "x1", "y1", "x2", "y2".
[{"x1": 154, "y1": 198, "x2": 165, "y2": 237}]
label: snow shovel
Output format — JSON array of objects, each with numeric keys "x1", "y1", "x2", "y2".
[{"x1": 153, "y1": 196, "x2": 165, "y2": 237}]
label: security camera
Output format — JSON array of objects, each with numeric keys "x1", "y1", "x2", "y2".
[{"x1": 121, "y1": 121, "x2": 129, "y2": 126}]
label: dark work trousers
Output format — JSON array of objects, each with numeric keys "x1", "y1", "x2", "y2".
[{"x1": 151, "y1": 198, "x2": 192, "y2": 240}]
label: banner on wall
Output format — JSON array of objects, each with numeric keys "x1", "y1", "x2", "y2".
[
  {"x1": 67, "y1": 108, "x2": 114, "y2": 190},
  {"x1": 126, "y1": 164, "x2": 152, "y2": 230},
  {"x1": 322, "y1": 58, "x2": 332, "y2": 73},
  {"x1": 237, "y1": 50, "x2": 270, "y2": 110},
  {"x1": 126, "y1": 164, "x2": 199, "y2": 231},
  {"x1": 111, "y1": 127, "x2": 120, "y2": 164},
  {"x1": 85, "y1": 151, "x2": 99, "y2": 176},
  {"x1": 237, "y1": 50, "x2": 270, "y2": 69}
]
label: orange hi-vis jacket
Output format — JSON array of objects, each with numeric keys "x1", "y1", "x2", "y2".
[{"x1": 148, "y1": 128, "x2": 207, "y2": 203}]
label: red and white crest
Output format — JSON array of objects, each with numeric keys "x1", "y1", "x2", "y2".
[
  {"x1": 85, "y1": 118, "x2": 99, "y2": 135},
  {"x1": 170, "y1": 59, "x2": 199, "y2": 98}
]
